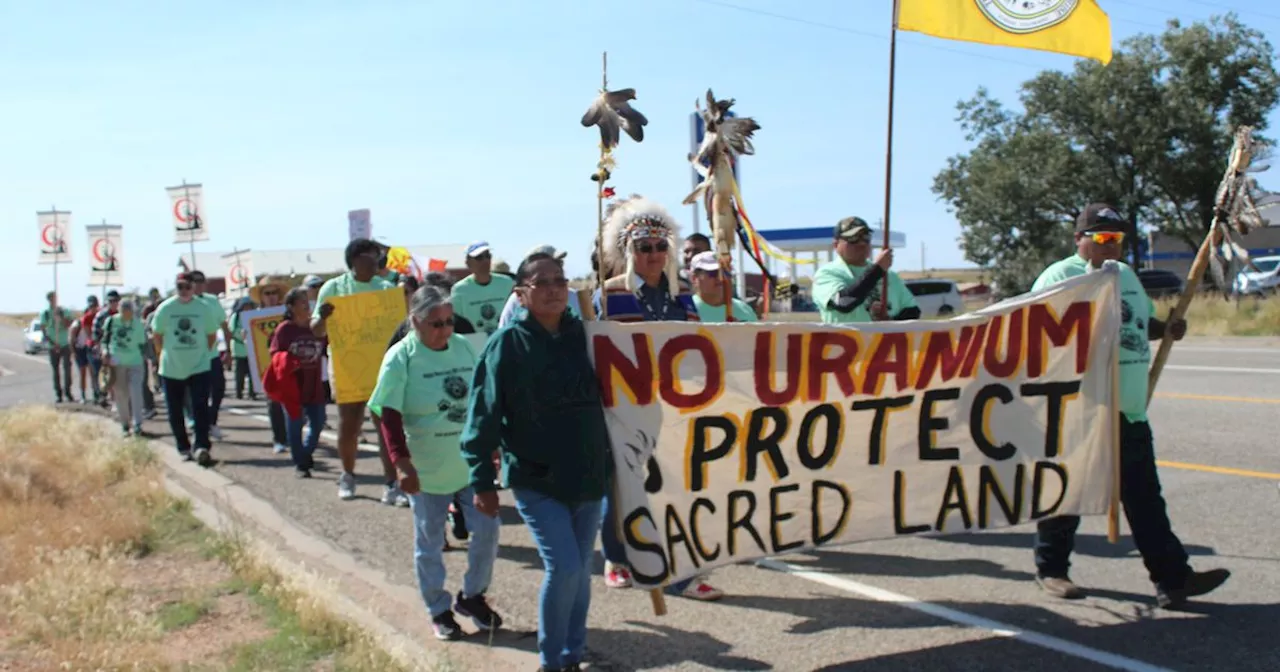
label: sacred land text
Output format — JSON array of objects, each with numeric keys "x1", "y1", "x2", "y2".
[{"x1": 585, "y1": 269, "x2": 1121, "y2": 588}]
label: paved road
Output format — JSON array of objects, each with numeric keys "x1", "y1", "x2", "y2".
[{"x1": 3, "y1": 329, "x2": 1278, "y2": 671}]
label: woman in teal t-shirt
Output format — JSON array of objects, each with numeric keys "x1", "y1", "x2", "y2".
[
  {"x1": 103, "y1": 299, "x2": 149, "y2": 436},
  {"x1": 369, "y1": 285, "x2": 503, "y2": 642}
]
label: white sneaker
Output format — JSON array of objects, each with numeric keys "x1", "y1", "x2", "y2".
[
  {"x1": 272, "y1": 443, "x2": 288, "y2": 454},
  {"x1": 209, "y1": 425, "x2": 224, "y2": 440},
  {"x1": 338, "y1": 472, "x2": 356, "y2": 500},
  {"x1": 382, "y1": 483, "x2": 410, "y2": 507}
]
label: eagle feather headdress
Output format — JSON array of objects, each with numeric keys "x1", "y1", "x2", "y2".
[{"x1": 600, "y1": 194, "x2": 683, "y2": 295}]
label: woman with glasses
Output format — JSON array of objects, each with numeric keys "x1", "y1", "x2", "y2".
[
  {"x1": 371, "y1": 285, "x2": 503, "y2": 641},
  {"x1": 462, "y1": 255, "x2": 611, "y2": 671}
]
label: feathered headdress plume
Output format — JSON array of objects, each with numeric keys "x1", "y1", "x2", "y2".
[{"x1": 601, "y1": 195, "x2": 682, "y2": 295}]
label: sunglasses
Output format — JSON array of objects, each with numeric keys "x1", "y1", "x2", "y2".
[
  {"x1": 426, "y1": 316, "x2": 455, "y2": 329},
  {"x1": 1089, "y1": 231, "x2": 1125, "y2": 245},
  {"x1": 635, "y1": 241, "x2": 669, "y2": 254},
  {"x1": 176, "y1": 283, "x2": 192, "y2": 291},
  {"x1": 697, "y1": 269, "x2": 726, "y2": 280},
  {"x1": 471, "y1": 252, "x2": 492, "y2": 261},
  {"x1": 525, "y1": 277, "x2": 569, "y2": 290}
]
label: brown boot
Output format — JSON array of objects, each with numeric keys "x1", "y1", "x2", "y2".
[{"x1": 1036, "y1": 575, "x2": 1085, "y2": 599}]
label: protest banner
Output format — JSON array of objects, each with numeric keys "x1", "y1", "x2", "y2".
[
  {"x1": 348, "y1": 209, "x2": 371, "y2": 241},
  {"x1": 587, "y1": 265, "x2": 1122, "y2": 590},
  {"x1": 241, "y1": 306, "x2": 287, "y2": 395},
  {"x1": 168, "y1": 182, "x2": 208, "y2": 244},
  {"x1": 327, "y1": 287, "x2": 406, "y2": 403}
]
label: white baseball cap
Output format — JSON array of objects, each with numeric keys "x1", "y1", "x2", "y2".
[{"x1": 689, "y1": 250, "x2": 725, "y2": 273}]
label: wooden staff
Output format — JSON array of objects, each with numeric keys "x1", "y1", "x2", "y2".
[
  {"x1": 1147, "y1": 126, "x2": 1256, "y2": 405},
  {"x1": 596, "y1": 51, "x2": 610, "y2": 321},
  {"x1": 1108, "y1": 332, "x2": 1121, "y2": 543}
]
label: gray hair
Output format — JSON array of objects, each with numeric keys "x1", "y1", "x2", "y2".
[
  {"x1": 409, "y1": 285, "x2": 451, "y2": 322},
  {"x1": 119, "y1": 299, "x2": 136, "y2": 312}
]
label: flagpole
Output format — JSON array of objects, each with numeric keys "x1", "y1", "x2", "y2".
[
  {"x1": 880, "y1": 0, "x2": 900, "y2": 308},
  {"x1": 596, "y1": 51, "x2": 610, "y2": 320}
]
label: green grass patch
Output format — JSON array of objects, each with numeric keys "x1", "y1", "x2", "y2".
[{"x1": 156, "y1": 596, "x2": 214, "y2": 631}]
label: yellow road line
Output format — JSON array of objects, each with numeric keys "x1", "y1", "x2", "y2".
[
  {"x1": 1154, "y1": 392, "x2": 1280, "y2": 405},
  {"x1": 1157, "y1": 460, "x2": 1280, "y2": 480}
]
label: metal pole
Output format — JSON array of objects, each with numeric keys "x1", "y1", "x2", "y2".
[{"x1": 184, "y1": 180, "x2": 197, "y2": 272}]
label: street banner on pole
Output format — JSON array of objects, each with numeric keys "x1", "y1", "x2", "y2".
[
  {"x1": 168, "y1": 182, "x2": 209, "y2": 243},
  {"x1": 86, "y1": 224, "x2": 124, "y2": 286},
  {"x1": 37, "y1": 210, "x2": 73, "y2": 264}
]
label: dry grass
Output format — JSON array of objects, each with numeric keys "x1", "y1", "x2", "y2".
[
  {"x1": 0, "y1": 407, "x2": 411, "y2": 672},
  {"x1": 0, "y1": 313, "x2": 37, "y2": 329},
  {"x1": 1158, "y1": 293, "x2": 1280, "y2": 337}
]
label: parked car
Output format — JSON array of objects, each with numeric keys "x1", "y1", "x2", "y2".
[
  {"x1": 903, "y1": 279, "x2": 964, "y2": 319},
  {"x1": 23, "y1": 318, "x2": 49, "y2": 355},
  {"x1": 1137, "y1": 269, "x2": 1184, "y2": 299},
  {"x1": 1233, "y1": 255, "x2": 1280, "y2": 295}
]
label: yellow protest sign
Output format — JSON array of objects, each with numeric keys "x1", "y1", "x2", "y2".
[
  {"x1": 326, "y1": 287, "x2": 405, "y2": 404},
  {"x1": 241, "y1": 306, "x2": 287, "y2": 395}
]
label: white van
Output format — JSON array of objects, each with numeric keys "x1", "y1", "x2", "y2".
[{"x1": 903, "y1": 279, "x2": 965, "y2": 319}]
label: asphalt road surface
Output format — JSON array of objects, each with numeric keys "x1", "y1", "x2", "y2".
[{"x1": 3, "y1": 327, "x2": 1278, "y2": 671}]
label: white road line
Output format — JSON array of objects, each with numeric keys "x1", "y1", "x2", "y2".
[
  {"x1": 0, "y1": 348, "x2": 43, "y2": 363},
  {"x1": 225, "y1": 407, "x2": 380, "y2": 454},
  {"x1": 1164, "y1": 364, "x2": 1280, "y2": 374},
  {"x1": 0, "y1": 365, "x2": 14, "y2": 377},
  {"x1": 754, "y1": 558, "x2": 1174, "y2": 672},
  {"x1": 1172, "y1": 346, "x2": 1280, "y2": 354}
]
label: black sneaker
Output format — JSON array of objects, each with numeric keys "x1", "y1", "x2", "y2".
[
  {"x1": 431, "y1": 611, "x2": 463, "y2": 641},
  {"x1": 455, "y1": 591, "x2": 503, "y2": 632},
  {"x1": 1157, "y1": 568, "x2": 1230, "y2": 609},
  {"x1": 296, "y1": 469, "x2": 312, "y2": 479},
  {"x1": 194, "y1": 448, "x2": 213, "y2": 467}
]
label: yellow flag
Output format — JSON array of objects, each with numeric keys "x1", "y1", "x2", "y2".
[{"x1": 897, "y1": 0, "x2": 1113, "y2": 65}]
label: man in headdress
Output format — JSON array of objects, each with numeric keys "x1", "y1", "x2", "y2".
[{"x1": 592, "y1": 195, "x2": 723, "y2": 601}]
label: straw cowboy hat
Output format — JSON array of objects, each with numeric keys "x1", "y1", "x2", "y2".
[{"x1": 249, "y1": 275, "x2": 291, "y2": 304}]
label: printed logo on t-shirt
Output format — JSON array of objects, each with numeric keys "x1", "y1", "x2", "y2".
[{"x1": 171, "y1": 314, "x2": 204, "y2": 349}]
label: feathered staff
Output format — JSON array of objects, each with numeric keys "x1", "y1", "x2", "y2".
[
  {"x1": 581, "y1": 52, "x2": 647, "y2": 318},
  {"x1": 1147, "y1": 125, "x2": 1268, "y2": 404},
  {"x1": 683, "y1": 89, "x2": 761, "y2": 320}
]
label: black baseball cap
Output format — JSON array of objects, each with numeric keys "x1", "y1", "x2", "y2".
[
  {"x1": 834, "y1": 216, "x2": 872, "y2": 242},
  {"x1": 1075, "y1": 203, "x2": 1129, "y2": 233}
]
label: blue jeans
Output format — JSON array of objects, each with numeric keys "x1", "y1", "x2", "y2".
[
  {"x1": 162, "y1": 374, "x2": 210, "y2": 453},
  {"x1": 285, "y1": 403, "x2": 325, "y2": 471},
  {"x1": 408, "y1": 486, "x2": 499, "y2": 618},
  {"x1": 513, "y1": 488, "x2": 603, "y2": 670},
  {"x1": 602, "y1": 492, "x2": 694, "y2": 593}
]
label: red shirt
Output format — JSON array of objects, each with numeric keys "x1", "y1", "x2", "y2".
[
  {"x1": 269, "y1": 320, "x2": 326, "y2": 405},
  {"x1": 80, "y1": 307, "x2": 99, "y2": 346}
]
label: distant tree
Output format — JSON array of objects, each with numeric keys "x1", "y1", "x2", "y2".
[{"x1": 933, "y1": 14, "x2": 1280, "y2": 295}]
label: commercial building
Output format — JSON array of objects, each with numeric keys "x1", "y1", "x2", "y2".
[
  {"x1": 177, "y1": 244, "x2": 473, "y2": 296},
  {"x1": 1143, "y1": 192, "x2": 1280, "y2": 277}
]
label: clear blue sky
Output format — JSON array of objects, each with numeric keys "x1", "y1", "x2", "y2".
[{"x1": 4, "y1": 0, "x2": 1279, "y2": 313}]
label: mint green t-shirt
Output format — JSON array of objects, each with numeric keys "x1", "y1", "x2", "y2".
[
  {"x1": 311, "y1": 272, "x2": 394, "y2": 320},
  {"x1": 152, "y1": 297, "x2": 220, "y2": 380},
  {"x1": 103, "y1": 315, "x2": 148, "y2": 368},
  {"x1": 368, "y1": 333, "x2": 478, "y2": 495},
  {"x1": 811, "y1": 261, "x2": 918, "y2": 324},
  {"x1": 1032, "y1": 254, "x2": 1153, "y2": 422},
  {"x1": 693, "y1": 296, "x2": 758, "y2": 322},
  {"x1": 39, "y1": 307, "x2": 72, "y2": 347},
  {"x1": 450, "y1": 274, "x2": 516, "y2": 337},
  {"x1": 198, "y1": 293, "x2": 227, "y2": 358},
  {"x1": 229, "y1": 311, "x2": 249, "y2": 358}
]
